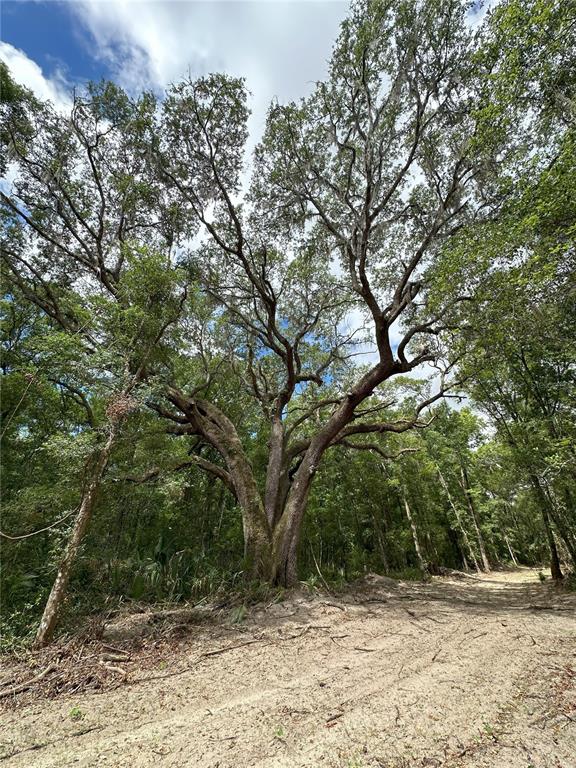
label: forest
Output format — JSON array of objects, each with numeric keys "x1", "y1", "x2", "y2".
[{"x1": 1, "y1": 0, "x2": 574, "y2": 661}]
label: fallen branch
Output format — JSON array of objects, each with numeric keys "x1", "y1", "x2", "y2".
[
  {"x1": 200, "y1": 638, "x2": 264, "y2": 658},
  {"x1": 408, "y1": 620, "x2": 432, "y2": 634},
  {"x1": 130, "y1": 638, "x2": 267, "y2": 685},
  {"x1": 100, "y1": 652, "x2": 131, "y2": 663},
  {"x1": 318, "y1": 602, "x2": 346, "y2": 611},
  {"x1": 358, "y1": 598, "x2": 389, "y2": 605},
  {"x1": 280, "y1": 624, "x2": 331, "y2": 641},
  {"x1": 0, "y1": 665, "x2": 56, "y2": 699},
  {"x1": 102, "y1": 644, "x2": 130, "y2": 655},
  {"x1": 99, "y1": 662, "x2": 128, "y2": 679}
]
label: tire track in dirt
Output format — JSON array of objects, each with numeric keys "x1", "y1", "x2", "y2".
[{"x1": 1, "y1": 570, "x2": 574, "y2": 768}]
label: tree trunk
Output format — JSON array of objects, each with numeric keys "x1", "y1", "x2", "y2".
[
  {"x1": 271, "y1": 504, "x2": 303, "y2": 587},
  {"x1": 541, "y1": 504, "x2": 563, "y2": 581},
  {"x1": 460, "y1": 465, "x2": 491, "y2": 572},
  {"x1": 529, "y1": 473, "x2": 563, "y2": 581},
  {"x1": 264, "y1": 417, "x2": 286, "y2": 527},
  {"x1": 269, "y1": 362, "x2": 402, "y2": 585},
  {"x1": 166, "y1": 392, "x2": 273, "y2": 580},
  {"x1": 402, "y1": 493, "x2": 428, "y2": 574},
  {"x1": 546, "y1": 486, "x2": 576, "y2": 569},
  {"x1": 504, "y1": 533, "x2": 519, "y2": 566},
  {"x1": 243, "y1": 517, "x2": 272, "y2": 579},
  {"x1": 169, "y1": 361, "x2": 403, "y2": 588},
  {"x1": 371, "y1": 509, "x2": 390, "y2": 574},
  {"x1": 34, "y1": 424, "x2": 119, "y2": 648},
  {"x1": 437, "y1": 466, "x2": 481, "y2": 572},
  {"x1": 271, "y1": 451, "x2": 318, "y2": 586},
  {"x1": 230, "y1": 459, "x2": 272, "y2": 580}
]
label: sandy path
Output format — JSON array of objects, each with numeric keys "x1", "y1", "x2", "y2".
[{"x1": 1, "y1": 569, "x2": 574, "y2": 767}]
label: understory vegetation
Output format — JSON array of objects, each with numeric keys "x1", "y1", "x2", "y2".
[{"x1": 1, "y1": 0, "x2": 574, "y2": 649}]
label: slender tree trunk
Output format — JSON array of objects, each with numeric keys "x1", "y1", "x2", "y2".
[
  {"x1": 371, "y1": 509, "x2": 390, "y2": 574},
  {"x1": 561, "y1": 486, "x2": 576, "y2": 531},
  {"x1": 34, "y1": 423, "x2": 119, "y2": 648},
  {"x1": 437, "y1": 466, "x2": 481, "y2": 572},
  {"x1": 460, "y1": 466, "x2": 491, "y2": 572},
  {"x1": 545, "y1": 486, "x2": 576, "y2": 569},
  {"x1": 529, "y1": 473, "x2": 563, "y2": 581},
  {"x1": 402, "y1": 493, "x2": 428, "y2": 574},
  {"x1": 215, "y1": 486, "x2": 226, "y2": 538},
  {"x1": 504, "y1": 533, "x2": 519, "y2": 566},
  {"x1": 541, "y1": 504, "x2": 563, "y2": 581},
  {"x1": 425, "y1": 529, "x2": 440, "y2": 571}
]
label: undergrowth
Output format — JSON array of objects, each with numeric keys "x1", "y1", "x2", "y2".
[{"x1": 1, "y1": 551, "x2": 430, "y2": 653}]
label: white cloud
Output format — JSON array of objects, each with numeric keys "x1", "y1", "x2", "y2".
[
  {"x1": 69, "y1": 0, "x2": 347, "y2": 145},
  {"x1": 0, "y1": 42, "x2": 72, "y2": 110},
  {"x1": 466, "y1": 0, "x2": 501, "y2": 30}
]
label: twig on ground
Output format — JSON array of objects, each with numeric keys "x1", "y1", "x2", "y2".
[
  {"x1": 200, "y1": 638, "x2": 264, "y2": 658},
  {"x1": 0, "y1": 665, "x2": 56, "y2": 700}
]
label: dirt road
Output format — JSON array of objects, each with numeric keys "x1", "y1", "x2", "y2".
[{"x1": 1, "y1": 569, "x2": 575, "y2": 767}]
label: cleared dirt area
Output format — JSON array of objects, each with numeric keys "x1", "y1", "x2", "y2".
[{"x1": 1, "y1": 569, "x2": 575, "y2": 768}]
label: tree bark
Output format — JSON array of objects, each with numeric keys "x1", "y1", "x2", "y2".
[
  {"x1": 165, "y1": 392, "x2": 273, "y2": 579},
  {"x1": 402, "y1": 493, "x2": 428, "y2": 574},
  {"x1": 541, "y1": 504, "x2": 563, "y2": 581},
  {"x1": 546, "y1": 486, "x2": 576, "y2": 569},
  {"x1": 437, "y1": 466, "x2": 481, "y2": 572},
  {"x1": 504, "y1": 533, "x2": 518, "y2": 566},
  {"x1": 371, "y1": 509, "x2": 390, "y2": 574},
  {"x1": 460, "y1": 465, "x2": 491, "y2": 572},
  {"x1": 34, "y1": 423, "x2": 119, "y2": 648},
  {"x1": 270, "y1": 430, "x2": 337, "y2": 587},
  {"x1": 226, "y1": 453, "x2": 272, "y2": 580},
  {"x1": 271, "y1": 470, "x2": 313, "y2": 587},
  {"x1": 529, "y1": 473, "x2": 563, "y2": 581},
  {"x1": 264, "y1": 416, "x2": 286, "y2": 528}
]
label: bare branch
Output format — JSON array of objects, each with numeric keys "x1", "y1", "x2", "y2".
[
  {"x1": 334, "y1": 439, "x2": 420, "y2": 460},
  {"x1": 120, "y1": 456, "x2": 236, "y2": 496}
]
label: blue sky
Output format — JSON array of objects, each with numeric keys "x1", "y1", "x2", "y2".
[
  {"x1": 2, "y1": 2, "x2": 108, "y2": 83},
  {"x1": 1, "y1": 1, "x2": 348, "y2": 140}
]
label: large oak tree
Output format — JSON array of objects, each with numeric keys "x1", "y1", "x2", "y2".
[{"x1": 155, "y1": 0, "x2": 507, "y2": 584}]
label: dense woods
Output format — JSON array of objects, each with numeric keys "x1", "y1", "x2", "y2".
[{"x1": 1, "y1": 0, "x2": 574, "y2": 650}]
